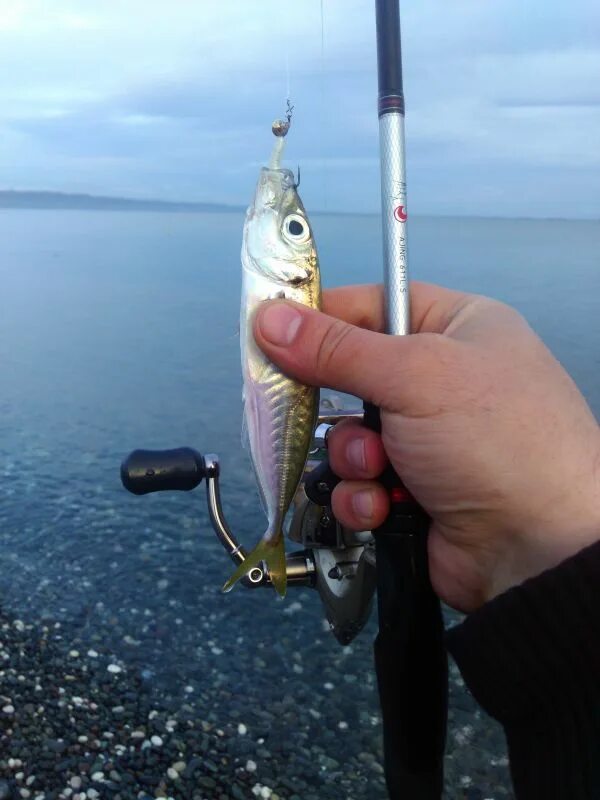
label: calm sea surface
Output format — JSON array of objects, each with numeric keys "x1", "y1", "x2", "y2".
[{"x1": 0, "y1": 210, "x2": 598, "y2": 797}]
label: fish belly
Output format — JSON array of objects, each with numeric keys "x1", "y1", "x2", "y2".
[
  {"x1": 242, "y1": 273, "x2": 318, "y2": 532},
  {"x1": 245, "y1": 360, "x2": 317, "y2": 533}
]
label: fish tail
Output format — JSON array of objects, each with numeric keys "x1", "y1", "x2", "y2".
[{"x1": 222, "y1": 530, "x2": 287, "y2": 597}]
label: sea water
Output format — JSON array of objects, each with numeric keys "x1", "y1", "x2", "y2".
[{"x1": 0, "y1": 210, "x2": 598, "y2": 797}]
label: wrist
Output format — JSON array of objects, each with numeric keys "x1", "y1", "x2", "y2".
[{"x1": 491, "y1": 435, "x2": 600, "y2": 600}]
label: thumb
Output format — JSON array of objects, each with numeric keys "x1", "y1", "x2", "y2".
[{"x1": 254, "y1": 299, "x2": 441, "y2": 411}]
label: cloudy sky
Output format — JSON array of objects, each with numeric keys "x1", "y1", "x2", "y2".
[{"x1": 1, "y1": 0, "x2": 599, "y2": 216}]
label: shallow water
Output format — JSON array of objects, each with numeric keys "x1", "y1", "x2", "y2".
[{"x1": 0, "y1": 210, "x2": 598, "y2": 798}]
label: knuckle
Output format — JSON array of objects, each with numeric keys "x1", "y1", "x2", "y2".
[
  {"x1": 377, "y1": 334, "x2": 463, "y2": 415},
  {"x1": 315, "y1": 319, "x2": 355, "y2": 377}
]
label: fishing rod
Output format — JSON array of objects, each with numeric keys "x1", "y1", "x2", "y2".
[{"x1": 366, "y1": 1, "x2": 448, "y2": 798}]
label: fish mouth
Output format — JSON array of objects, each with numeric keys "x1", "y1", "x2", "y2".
[{"x1": 254, "y1": 167, "x2": 296, "y2": 209}]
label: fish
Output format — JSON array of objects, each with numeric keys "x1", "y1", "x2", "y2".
[{"x1": 222, "y1": 133, "x2": 321, "y2": 597}]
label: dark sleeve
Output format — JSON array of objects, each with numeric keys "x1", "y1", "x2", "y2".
[{"x1": 445, "y1": 540, "x2": 600, "y2": 800}]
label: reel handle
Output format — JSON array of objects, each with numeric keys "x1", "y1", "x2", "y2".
[{"x1": 120, "y1": 448, "x2": 205, "y2": 495}]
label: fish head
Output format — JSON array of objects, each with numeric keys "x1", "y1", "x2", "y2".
[{"x1": 243, "y1": 167, "x2": 317, "y2": 286}]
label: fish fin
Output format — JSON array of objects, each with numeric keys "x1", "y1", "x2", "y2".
[
  {"x1": 241, "y1": 400, "x2": 249, "y2": 451},
  {"x1": 241, "y1": 417, "x2": 249, "y2": 451},
  {"x1": 241, "y1": 389, "x2": 269, "y2": 514},
  {"x1": 222, "y1": 533, "x2": 287, "y2": 598}
]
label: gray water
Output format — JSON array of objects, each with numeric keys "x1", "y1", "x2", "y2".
[{"x1": 0, "y1": 210, "x2": 598, "y2": 798}]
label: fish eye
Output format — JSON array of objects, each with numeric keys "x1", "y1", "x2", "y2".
[{"x1": 283, "y1": 214, "x2": 310, "y2": 244}]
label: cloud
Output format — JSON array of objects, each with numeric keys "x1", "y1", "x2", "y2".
[{"x1": 0, "y1": 0, "x2": 598, "y2": 216}]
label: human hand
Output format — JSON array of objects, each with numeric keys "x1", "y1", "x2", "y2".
[{"x1": 253, "y1": 283, "x2": 600, "y2": 612}]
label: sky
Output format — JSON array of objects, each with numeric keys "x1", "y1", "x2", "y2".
[{"x1": 1, "y1": 0, "x2": 599, "y2": 217}]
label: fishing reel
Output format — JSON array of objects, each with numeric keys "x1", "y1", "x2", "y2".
[{"x1": 120, "y1": 400, "x2": 376, "y2": 645}]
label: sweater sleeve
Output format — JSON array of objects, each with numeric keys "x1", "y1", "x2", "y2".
[{"x1": 445, "y1": 540, "x2": 600, "y2": 800}]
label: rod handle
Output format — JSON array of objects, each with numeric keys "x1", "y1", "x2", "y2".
[{"x1": 364, "y1": 402, "x2": 447, "y2": 797}]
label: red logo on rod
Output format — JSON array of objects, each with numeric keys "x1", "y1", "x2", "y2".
[{"x1": 394, "y1": 205, "x2": 407, "y2": 222}]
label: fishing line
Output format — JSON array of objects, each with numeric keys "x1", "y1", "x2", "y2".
[
  {"x1": 319, "y1": 0, "x2": 328, "y2": 211},
  {"x1": 285, "y1": 50, "x2": 291, "y2": 106},
  {"x1": 270, "y1": 3, "x2": 293, "y2": 170},
  {"x1": 320, "y1": 0, "x2": 325, "y2": 54}
]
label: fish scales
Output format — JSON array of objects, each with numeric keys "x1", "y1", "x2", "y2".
[{"x1": 256, "y1": 365, "x2": 314, "y2": 511}]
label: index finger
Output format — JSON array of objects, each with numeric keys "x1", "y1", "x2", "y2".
[{"x1": 322, "y1": 281, "x2": 472, "y2": 335}]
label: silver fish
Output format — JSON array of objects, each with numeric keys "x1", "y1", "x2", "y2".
[{"x1": 222, "y1": 135, "x2": 321, "y2": 597}]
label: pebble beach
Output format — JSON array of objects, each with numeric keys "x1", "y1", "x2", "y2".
[{"x1": 0, "y1": 596, "x2": 513, "y2": 800}]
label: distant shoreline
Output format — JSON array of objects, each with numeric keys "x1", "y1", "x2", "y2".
[
  {"x1": 0, "y1": 190, "x2": 243, "y2": 213},
  {"x1": 0, "y1": 191, "x2": 597, "y2": 221}
]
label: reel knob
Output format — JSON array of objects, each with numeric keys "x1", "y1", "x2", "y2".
[{"x1": 120, "y1": 448, "x2": 205, "y2": 495}]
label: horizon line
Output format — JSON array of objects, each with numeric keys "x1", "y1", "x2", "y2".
[{"x1": 0, "y1": 189, "x2": 598, "y2": 223}]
